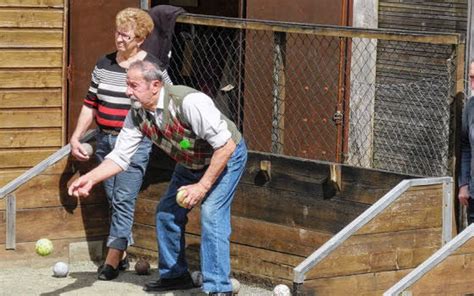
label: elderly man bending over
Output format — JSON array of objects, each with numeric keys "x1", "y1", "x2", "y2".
[{"x1": 69, "y1": 60, "x2": 247, "y2": 296}]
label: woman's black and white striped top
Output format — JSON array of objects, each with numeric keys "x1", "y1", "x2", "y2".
[{"x1": 84, "y1": 51, "x2": 172, "y2": 132}]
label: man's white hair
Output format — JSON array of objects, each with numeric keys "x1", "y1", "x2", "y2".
[{"x1": 129, "y1": 60, "x2": 164, "y2": 82}]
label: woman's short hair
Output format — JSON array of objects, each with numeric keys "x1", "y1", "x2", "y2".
[{"x1": 116, "y1": 8, "x2": 154, "y2": 40}]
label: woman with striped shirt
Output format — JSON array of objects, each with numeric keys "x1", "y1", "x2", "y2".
[{"x1": 69, "y1": 7, "x2": 171, "y2": 280}]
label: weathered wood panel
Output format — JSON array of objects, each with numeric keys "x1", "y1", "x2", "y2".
[
  {"x1": 0, "y1": 29, "x2": 62, "y2": 47},
  {"x1": 338, "y1": 164, "x2": 409, "y2": 204},
  {"x1": 132, "y1": 223, "x2": 303, "y2": 282},
  {"x1": 306, "y1": 228, "x2": 441, "y2": 279},
  {"x1": 0, "y1": 50, "x2": 62, "y2": 68},
  {"x1": 0, "y1": 169, "x2": 26, "y2": 187},
  {"x1": 304, "y1": 269, "x2": 411, "y2": 296},
  {"x1": 0, "y1": 0, "x2": 64, "y2": 8},
  {"x1": 233, "y1": 185, "x2": 368, "y2": 234},
  {"x1": 0, "y1": 8, "x2": 63, "y2": 28},
  {"x1": 394, "y1": 236, "x2": 474, "y2": 295},
  {"x1": 0, "y1": 70, "x2": 62, "y2": 88},
  {"x1": 0, "y1": 0, "x2": 66, "y2": 200},
  {"x1": 0, "y1": 89, "x2": 62, "y2": 108},
  {"x1": 0, "y1": 173, "x2": 106, "y2": 210},
  {"x1": 355, "y1": 185, "x2": 443, "y2": 235},
  {"x1": 0, "y1": 109, "x2": 62, "y2": 128},
  {"x1": 135, "y1": 198, "x2": 332, "y2": 258},
  {"x1": 379, "y1": 1, "x2": 467, "y2": 33},
  {"x1": 300, "y1": 183, "x2": 446, "y2": 295},
  {"x1": 0, "y1": 128, "x2": 61, "y2": 148},
  {"x1": 0, "y1": 204, "x2": 109, "y2": 244},
  {"x1": 129, "y1": 152, "x2": 416, "y2": 285},
  {"x1": 239, "y1": 156, "x2": 328, "y2": 198},
  {"x1": 0, "y1": 148, "x2": 57, "y2": 168},
  {"x1": 136, "y1": 175, "x2": 368, "y2": 235}
]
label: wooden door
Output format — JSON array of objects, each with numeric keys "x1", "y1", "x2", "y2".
[
  {"x1": 67, "y1": 0, "x2": 141, "y2": 139},
  {"x1": 244, "y1": 0, "x2": 351, "y2": 162}
]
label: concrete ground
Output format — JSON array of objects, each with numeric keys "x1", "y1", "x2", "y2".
[{"x1": 0, "y1": 260, "x2": 274, "y2": 296}]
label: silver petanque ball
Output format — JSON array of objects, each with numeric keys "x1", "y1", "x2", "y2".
[
  {"x1": 81, "y1": 143, "x2": 94, "y2": 156},
  {"x1": 52, "y1": 261, "x2": 69, "y2": 277}
]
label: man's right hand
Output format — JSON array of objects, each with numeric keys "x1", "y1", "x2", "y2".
[
  {"x1": 459, "y1": 185, "x2": 470, "y2": 206},
  {"x1": 68, "y1": 175, "x2": 93, "y2": 198},
  {"x1": 70, "y1": 138, "x2": 90, "y2": 161}
]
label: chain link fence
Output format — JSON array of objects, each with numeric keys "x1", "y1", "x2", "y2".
[{"x1": 167, "y1": 15, "x2": 463, "y2": 177}]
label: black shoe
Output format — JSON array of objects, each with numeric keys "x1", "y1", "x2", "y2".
[
  {"x1": 98, "y1": 264, "x2": 119, "y2": 281},
  {"x1": 143, "y1": 272, "x2": 195, "y2": 292},
  {"x1": 209, "y1": 293, "x2": 233, "y2": 296},
  {"x1": 118, "y1": 255, "x2": 129, "y2": 270},
  {"x1": 97, "y1": 255, "x2": 129, "y2": 273}
]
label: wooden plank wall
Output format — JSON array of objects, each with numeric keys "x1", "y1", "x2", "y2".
[
  {"x1": 0, "y1": 155, "x2": 109, "y2": 267},
  {"x1": 0, "y1": 146, "x2": 411, "y2": 282},
  {"x1": 373, "y1": 0, "x2": 467, "y2": 177},
  {"x1": 398, "y1": 236, "x2": 474, "y2": 295},
  {"x1": 129, "y1": 150, "x2": 410, "y2": 286},
  {"x1": 0, "y1": 0, "x2": 67, "y2": 187},
  {"x1": 379, "y1": 0, "x2": 467, "y2": 32},
  {"x1": 301, "y1": 183, "x2": 445, "y2": 295}
]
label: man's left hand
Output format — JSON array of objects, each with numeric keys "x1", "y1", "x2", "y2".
[{"x1": 178, "y1": 182, "x2": 209, "y2": 209}]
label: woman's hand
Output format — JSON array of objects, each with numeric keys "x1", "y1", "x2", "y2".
[{"x1": 70, "y1": 139, "x2": 90, "y2": 161}]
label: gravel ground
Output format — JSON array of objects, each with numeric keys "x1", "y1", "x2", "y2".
[{"x1": 0, "y1": 261, "x2": 273, "y2": 296}]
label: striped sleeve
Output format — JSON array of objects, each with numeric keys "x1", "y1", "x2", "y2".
[{"x1": 83, "y1": 66, "x2": 99, "y2": 109}]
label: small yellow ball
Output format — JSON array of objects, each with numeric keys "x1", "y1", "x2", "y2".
[
  {"x1": 176, "y1": 190, "x2": 188, "y2": 208},
  {"x1": 35, "y1": 238, "x2": 53, "y2": 256}
]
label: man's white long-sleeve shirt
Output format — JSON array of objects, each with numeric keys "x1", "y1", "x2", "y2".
[{"x1": 105, "y1": 88, "x2": 232, "y2": 170}]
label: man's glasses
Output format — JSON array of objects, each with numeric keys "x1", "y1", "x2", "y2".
[{"x1": 115, "y1": 31, "x2": 135, "y2": 42}]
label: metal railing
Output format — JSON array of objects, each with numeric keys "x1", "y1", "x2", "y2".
[
  {"x1": 0, "y1": 129, "x2": 96, "y2": 249},
  {"x1": 292, "y1": 177, "x2": 453, "y2": 295},
  {"x1": 384, "y1": 221, "x2": 474, "y2": 296},
  {"x1": 170, "y1": 14, "x2": 464, "y2": 177}
]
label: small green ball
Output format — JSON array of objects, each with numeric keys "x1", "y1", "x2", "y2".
[
  {"x1": 35, "y1": 238, "x2": 53, "y2": 256},
  {"x1": 179, "y1": 139, "x2": 191, "y2": 150}
]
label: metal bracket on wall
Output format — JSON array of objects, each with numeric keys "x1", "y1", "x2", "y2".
[{"x1": 329, "y1": 163, "x2": 341, "y2": 191}]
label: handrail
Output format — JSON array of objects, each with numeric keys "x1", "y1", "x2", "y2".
[
  {"x1": 384, "y1": 223, "x2": 474, "y2": 296},
  {"x1": 293, "y1": 177, "x2": 453, "y2": 284},
  {"x1": 0, "y1": 129, "x2": 97, "y2": 200},
  {"x1": 176, "y1": 13, "x2": 463, "y2": 45}
]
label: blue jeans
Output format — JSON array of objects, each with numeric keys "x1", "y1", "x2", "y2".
[
  {"x1": 156, "y1": 139, "x2": 247, "y2": 293},
  {"x1": 95, "y1": 130, "x2": 152, "y2": 251}
]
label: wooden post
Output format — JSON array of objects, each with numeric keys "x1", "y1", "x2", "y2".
[
  {"x1": 6, "y1": 193, "x2": 16, "y2": 250},
  {"x1": 347, "y1": 0, "x2": 378, "y2": 168},
  {"x1": 456, "y1": 42, "x2": 466, "y2": 97},
  {"x1": 140, "y1": 0, "x2": 150, "y2": 10},
  {"x1": 271, "y1": 31, "x2": 286, "y2": 154}
]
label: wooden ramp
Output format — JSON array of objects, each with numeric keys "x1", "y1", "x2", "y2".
[
  {"x1": 293, "y1": 177, "x2": 454, "y2": 296},
  {"x1": 385, "y1": 222, "x2": 474, "y2": 296}
]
